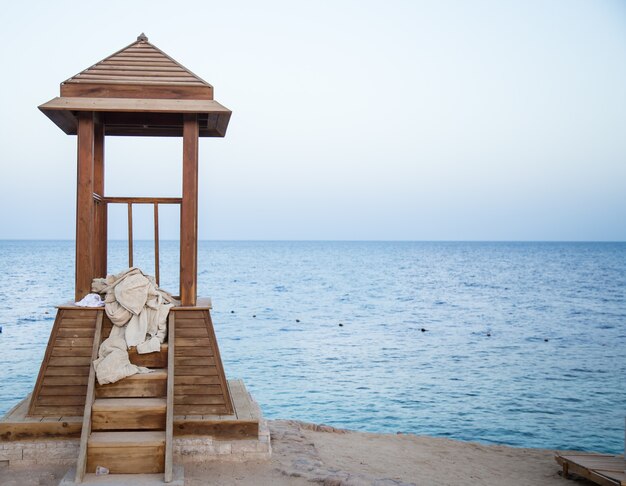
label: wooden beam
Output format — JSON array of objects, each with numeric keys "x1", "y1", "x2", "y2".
[
  {"x1": 164, "y1": 314, "x2": 175, "y2": 482},
  {"x1": 154, "y1": 203, "x2": 160, "y2": 286},
  {"x1": 93, "y1": 119, "x2": 107, "y2": 279},
  {"x1": 180, "y1": 114, "x2": 198, "y2": 306},
  {"x1": 75, "y1": 112, "x2": 95, "y2": 302},
  {"x1": 75, "y1": 311, "x2": 103, "y2": 483},
  {"x1": 128, "y1": 203, "x2": 133, "y2": 268},
  {"x1": 60, "y1": 83, "x2": 214, "y2": 100}
]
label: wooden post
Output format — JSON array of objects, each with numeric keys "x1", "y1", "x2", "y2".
[
  {"x1": 75, "y1": 112, "x2": 95, "y2": 302},
  {"x1": 180, "y1": 114, "x2": 199, "y2": 306},
  {"x1": 93, "y1": 119, "x2": 107, "y2": 278}
]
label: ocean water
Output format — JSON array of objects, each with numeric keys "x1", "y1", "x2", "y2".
[{"x1": 0, "y1": 240, "x2": 624, "y2": 454}]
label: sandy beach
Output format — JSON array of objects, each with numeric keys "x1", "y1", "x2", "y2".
[{"x1": 0, "y1": 419, "x2": 591, "y2": 486}]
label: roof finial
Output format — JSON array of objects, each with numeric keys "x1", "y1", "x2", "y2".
[{"x1": 137, "y1": 33, "x2": 148, "y2": 42}]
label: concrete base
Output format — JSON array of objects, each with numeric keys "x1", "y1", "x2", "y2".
[
  {"x1": 175, "y1": 419, "x2": 271, "y2": 463},
  {"x1": 1, "y1": 380, "x2": 271, "y2": 468},
  {"x1": 58, "y1": 464, "x2": 184, "y2": 486},
  {"x1": 1, "y1": 419, "x2": 271, "y2": 467}
]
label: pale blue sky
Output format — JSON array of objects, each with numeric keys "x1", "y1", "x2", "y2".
[{"x1": 0, "y1": 0, "x2": 625, "y2": 240}]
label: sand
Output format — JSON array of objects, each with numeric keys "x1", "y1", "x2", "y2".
[{"x1": 0, "y1": 419, "x2": 593, "y2": 486}]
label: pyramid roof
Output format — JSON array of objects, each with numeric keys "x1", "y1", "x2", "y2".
[
  {"x1": 39, "y1": 34, "x2": 230, "y2": 137},
  {"x1": 61, "y1": 33, "x2": 213, "y2": 100}
]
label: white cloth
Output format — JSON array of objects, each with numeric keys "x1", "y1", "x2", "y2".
[
  {"x1": 75, "y1": 293, "x2": 104, "y2": 307},
  {"x1": 92, "y1": 336, "x2": 150, "y2": 385},
  {"x1": 91, "y1": 268, "x2": 177, "y2": 385}
]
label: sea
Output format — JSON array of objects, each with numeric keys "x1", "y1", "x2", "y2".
[{"x1": 0, "y1": 240, "x2": 624, "y2": 454}]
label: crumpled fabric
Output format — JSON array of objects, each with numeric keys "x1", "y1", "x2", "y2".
[
  {"x1": 90, "y1": 267, "x2": 177, "y2": 385},
  {"x1": 75, "y1": 293, "x2": 105, "y2": 307},
  {"x1": 92, "y1": 336, "x2": 150, "y2": 385}
]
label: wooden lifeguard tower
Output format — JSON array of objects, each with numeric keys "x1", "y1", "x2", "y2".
[{"x1": 0, "y1": 35, "x2": 266, "y2": 483}]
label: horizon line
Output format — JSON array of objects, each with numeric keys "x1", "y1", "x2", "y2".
[{"x1": 0, "y1": 239, "x2": 624, "y2": 244}]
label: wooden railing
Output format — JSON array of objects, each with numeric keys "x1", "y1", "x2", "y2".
[
  {"x1": 164, "y1": 313, "x2": 175, "y2": 482},
  {"x1": 93, "y1": 194, "x2": 182, "y2": 286},
  {"x1": 75, "y1": 311, "x2": 104, "y2": 483}
]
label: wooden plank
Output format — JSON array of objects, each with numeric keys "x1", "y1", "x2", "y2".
[
  {"x1": 206, "y1": 311, "x2": 234, "y2": 414},
  {"x1": 27, "y1": 405, "x2": 84, "y2": 416},
  {"x1": 173, "y1": 420, "x2": 258, "y2": 439},
  {"x1": 42, "y1": 97, "x2": 228, "y2": 114},
  {"x1": 36, "y1": 395, "x2": 87, "y2": 406},
  {"x1": 55, "y1": 337, "x2": 94, "y2": 347},
  {"x1": 77, "y1": 73, "x2": 200, "y2": 82},
  {"x1": 174, "y1": 356, "x2": 216, "y2": 366},
  {"x1": 128, "y1": 345, "x2": 167, "y2": 368},
  {"x1": 75, "y1": 111, "x2": 95, "y2": 301},
  {"x1": 57, "y1": 328, "x2": 95, "y2": 338},
  {"x1": 50, "y1": 346, "x2": 92, "y2": 357},
  {"x1": 230, "y1": 379, "x2": 254, "y2": 420},
  {"x1": 174, "y1": 375, "x2": 221, "y2": 385},
  {"x1": 95, "y1": 370, "x2": 167, "y2": 398},
  {"x1": 43, "y1": 375, "x2": 89, "y2": 386},
  {"x1": 38, "y1": 385, "x2": 88, "y2": 396},
  {"x1": 180, "y1": 113, "x2": 199, "y2": 306},
  {"x1": 173, "y1": 385, "x2": 222, "y2": 395},
  {"x1": 101, "y1": 196, "x2": 182, "y2": 204},
  {"x1": 87, "y1": 442, "x2": 165, "y2": 474},
  {"x1": 175, "y1": 337, "x2": 211, "y2": 346},
  {"x1": 91, "y1": 64, "x2": 186, "y2": 72},
  {"x1": 45, "y1": 366, "x2": 90, "y2": 376},
  {"x1": 28, "y1": 310, "x2": 64, "y2": 415},
  {"x1": 173, "y1": 405, "x2": 229, "y2": 415},
  {"x1": 99, "y1": 60, "x2": 180, "y2": 68},
  {"x1": 89, "y1": 430, "x2": 166, "y2": 446},
  {"x1": 174, "y1": 319, "x2": 207, "y2": 328},
  {"x1": 556, "y1": 455, "x2": 625, "y2": 486},
  {"x1": 92, "y1": 398, "x2": 166, "y2": 431},
  {"x1": 165, "y1": 312, "x2": 175, "y2": 482},
  {"x1": 0, "y1": 418, "x2": 82, "y2": 441},
  {"x1": 172, "y1": 311, "x2": 206, "y2": 319},
  {"x1": 172, "y1": 346, "x2": 213, "y2": 357},
  {"x1": 172, "y1": 297, "x2": 212, "y2": 310},
  {"x1": 58, "y1": 319, "x2": 97, "y2": 327},
  {"x1": 85, "y1": 69, "x2": 196, "y2": 77},
  {"x1": 175, "y1": 365, "x2": 219, "y2": 376},
  {"x1": 176, "y1": 328, "x2": 208, "y2": 338},
  {"x1": 66, "y1": 77, "x2": 205, "y2": 86},
  {"x1": 61, "y1": 309, "x2": 101, "y2": 318},
  {"x1": 48, "y1": 356, "x2": 92, "y2": 366},
  {"x1": 173, "y1": 395, "x2": 225, "y2": 405},
  {"x1": 75, "y1": 311, "x2": 103, "y2": 483}
]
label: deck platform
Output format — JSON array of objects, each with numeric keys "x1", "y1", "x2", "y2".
[
  {"x1": 556, "y1": 453, "x2": 626, "y2": 486},
  {"x1": 1, "y1": 379, "x2": 260, "y2": 443}
]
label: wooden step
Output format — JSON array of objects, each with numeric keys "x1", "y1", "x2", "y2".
[
  {"x1": 96, "y1": 369, "x2": 167, "y2": 398},
  {"x1": 128, "y1": 343, "x2": 168, "y2": 368},
  {"x1": 87, "y1": 431, "x2": 165, "y2": 474},
  {"x1": 91, "y1": 398, "x2": 166, "y2": 431}
]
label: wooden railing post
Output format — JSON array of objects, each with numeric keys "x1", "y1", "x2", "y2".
[
  {"x1": 180, "y1": 114, "x2": 199, "y2": 306},
  {"x1": 75, "y1": 112, "x2": 95, "y2": 302},
  {"x1": 154, "y1": 202, "x2": 160, "y2": 286},
  {"x1": 127, "y1": 203, "x2": 133, "y2": 268},
  {"x1": 93, "y1": 119, "x2": 107, "y2": 278}
]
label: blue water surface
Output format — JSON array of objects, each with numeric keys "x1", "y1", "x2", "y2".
[{"x1": 0, "y1": 240, "x2": 624, "y2": 453}]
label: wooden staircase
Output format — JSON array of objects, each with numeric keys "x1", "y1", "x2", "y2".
[{"x1": 74, "y1": 314, "x2": 176, "y2": 482}]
